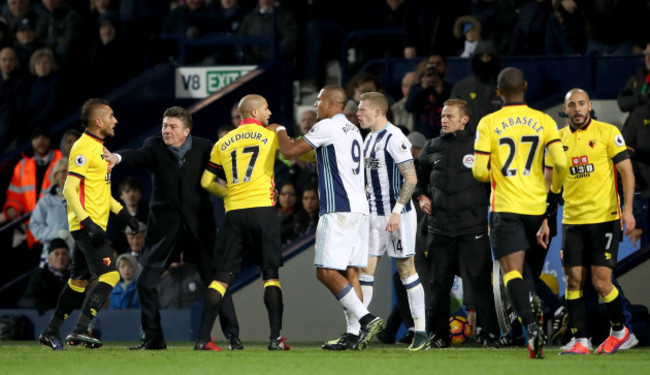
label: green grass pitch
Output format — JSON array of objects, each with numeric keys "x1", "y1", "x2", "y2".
[{"x1": 1, "y1": 341, "x2": 648, "y2": 375}]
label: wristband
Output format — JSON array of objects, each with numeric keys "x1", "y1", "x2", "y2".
[
  {"x1": 275, "y1": 126, "x2": 286, "y2": 133},
  {"x1": 115, "y1": 153, "x2": 122, "y2": 164},
  {"x1": 392, "y1": 203, "x2": 404, "y2": 215}
]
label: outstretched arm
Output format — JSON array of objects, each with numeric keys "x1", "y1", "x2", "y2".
[{"x1": 267, "y1": 124, "x2": 314, "y2": 158}]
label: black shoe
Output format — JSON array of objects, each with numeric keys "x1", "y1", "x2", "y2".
[
  {"x1": 322, "y1": 333, "x2": 358, "y2": 350},
  {"x1": 355, "y1": 317, "x2": 385, "y2": 350},
  {"x1": 397, "y1": 330, "x2": 415, "y2": 344},
  {"x1": 39, "y1": 332, "x2": 65, "y2": 351},
  {"x1": 550, "y1": 306, "x2": 568, "y2": 341},
  {"x1": 268, "y1": 336, "x2": 290, "y2": 350},
  {"x1": 227, "y1": 336, "x2": 244, "y2": 350},
  {"x1": 481, "y1": 333, "x2": 501, "y2": 349},
  {"x1": 376, "y1": 328, "x2": 396, "y2": 344},
  {"x1": 129, "y1": 338, "x2": 167, "y2": 350},
  {"x1": 194, "y1": 340, "x2": 222, "y2": 351},
  {"x1": 66, "y1": 331, "x2": 102, "y2": 349},
  {"x1": 526, "y1": 323, "x2": 547, "y2": 359},
  {"x1": 429, "y1": 333, "x2": 451, "y2": 348}
]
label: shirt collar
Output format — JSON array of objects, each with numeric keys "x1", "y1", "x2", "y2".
[{"x1": 239, "y1": 118, "x2": 263, "y2": 127}]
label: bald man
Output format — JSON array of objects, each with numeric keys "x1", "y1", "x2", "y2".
[
  {"x1": 539, "y1": 89, "x2": 635, "y2": 355},
  {"x1": 197, "y1": 94, "x2": 289, "y2": 351},
  {"x1": 472, "y1": 67, "x2": 568, "y2": 359},
  {"x1": 267, "y1": 85, "x2": 385, "y2": 350}
]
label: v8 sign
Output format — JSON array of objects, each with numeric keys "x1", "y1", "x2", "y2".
[{"x1": 175, "y1": 66, "x2": 256, "y2": 98}]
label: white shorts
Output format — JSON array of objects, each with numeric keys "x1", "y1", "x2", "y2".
[
  {"x1": 314, "y1": 212, "x2": 369, "y2": 270},
  {"x1": 368, "y1": 209, "x2": 416, "y2": 258}
]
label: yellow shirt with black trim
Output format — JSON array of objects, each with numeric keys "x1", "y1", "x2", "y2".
[
  {"x1": 474, "y1": 103, "x2": 562, "y2": 215},
  {"x1": 207, "y1": 120, "x2": 278, "y2": 212},
  {"x1": 549, "y1": 119, "x2": 629, "y2": 224},
  {"x1": 67, "y1": 132, "x2": 114, "y2": 231}
]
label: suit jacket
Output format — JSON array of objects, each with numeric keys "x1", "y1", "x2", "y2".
[{"x1": 118, "y1": 135, "x2": 215, "y2": 268}]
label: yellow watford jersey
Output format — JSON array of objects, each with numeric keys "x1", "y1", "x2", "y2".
[
  {"x1": 207, "y1": 120, "x2": 278, "y2": 212},
  {"x1": 474, "y1": 103, "x2": 562, "y2": 215},
  {"x1": 67, "y1": 132, "x2": 113, "y2": 231},
  {"x1": 551, "y1": 119, "x2": 629, "y2": 224}
]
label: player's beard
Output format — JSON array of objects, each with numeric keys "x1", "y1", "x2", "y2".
[{"x1": 570, "y1": 113, "x2": 589, "y2": 129}]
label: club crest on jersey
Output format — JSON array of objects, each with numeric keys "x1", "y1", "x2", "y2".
[
  {"x1": 102, "y1": 257, "x2": 111, "y2": 266},
  {"x1": 309, "y1": 126, "x2": 318, "y2": 135},
  {"x1": 75, "y1": 155, "x2": 86, "y2": 166},
  {"x1": 589, "y1": 140, "x2": 596, "y2": 148},
  {"x1": 614, "y1": 134, "x2": 625, "y2": 147},
  {"x1": 462, "y1": 154, "x2": 475, "y2": 168},
  {"x1": 563, "y1": 145, "x2": 569, "y2": 151},
  {"x1": 399, "y1": 140, "x2": 410, "y2": 153}
]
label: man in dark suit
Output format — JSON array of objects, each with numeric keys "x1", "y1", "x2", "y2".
[{"x1": 104, "y1": 106, "x2": 241, "y2": 350}]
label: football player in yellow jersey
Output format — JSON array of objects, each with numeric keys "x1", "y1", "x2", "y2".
[
  {"x1": 539, "y1": 89, "x2": 635, "y2": 355},
  {"x1": 473, "y1": 67, "x2": 568, "y2": 359},
  {"x1": 38, "y1": 99, "x2": 139, "y2": 351},
  {"x1": 197, "y1": 94, "x2": 289, "y2": 351}
]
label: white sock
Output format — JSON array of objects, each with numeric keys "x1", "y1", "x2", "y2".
[
  {"x1": 402, "y1": 274, "x2": 426, "y2": 332},
  {"x1": 611, "y1": 326, "x2": 627, "y2": 339},
  {"x1": 336, "y1": 283, "x2": 370, "y2": 321},
  {"x1": 359, "y1": 274, "x2": 374, "y2": 308},
  {"x1": 344, "y1": 309, "x2": 360, "y2": 335}
]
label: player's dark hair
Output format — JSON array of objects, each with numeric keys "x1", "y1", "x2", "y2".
[
  {"x1": 81, "y1": 98, "x2": 110, "y2": 128},
  {"x1": 497, "y1": 67, "x2": 525, "y2": 96},
  {"x1": 163, "y1": 106, "x2": 193, "y2": 130}
]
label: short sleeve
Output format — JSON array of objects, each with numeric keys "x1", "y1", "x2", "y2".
[
  {"x1": 474, "y1": 119, "x2": 491, "y2": 154},
  {"x1": 386, "y1": 132, "x2": 413, "y2": 164},
  {"x1": 206, "y1": 142, "x2": 222, "y2": 174},
  {"x1": 607, "y1": 125, "x2": 628, "y2": 159},
  {"x1": 303, "y1": 119, "x2": 335, "y2": 149}
]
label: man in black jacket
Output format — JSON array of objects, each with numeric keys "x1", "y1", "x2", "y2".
[
  {"x1": 415, "y1": 98, "x2": 499, "y2": 348},
  {"x1": 104, "y1": 106, "x2": 240, "y2": 350}
]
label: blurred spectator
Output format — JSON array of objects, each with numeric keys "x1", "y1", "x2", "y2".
[
  {"x1": 292, "y1": 186, "x2": 319, "y2": 239},
  {"x1": 203, "y1": 0, "x2": 247, "y2": 64},
  {"x1": 618, "y1": 42, "x2": 650, "y2": 118},
  {"x1": 58, "y1": 128, "x2": 80, "y2": 157},
  {"x1": 161, "y1": 0, "x2": 216, "y2": 64},
  {"x1": 13, "y1": 14, "x2": 44, "y2": 73},
  {"x1": 107, "y1": 176, "x2": 148, "y2": 251},
  {"x1": 18, "y1": 237, "x2": 71, "y2": 312},
  {"x1": 36, "y1": 0, "x2": 85, "y2": 67},
  {"x1": 561, "y1": 0, "x2": 649, "y2": 56},
  {"x1": 407, "y1": 131, "x2": 426, "y2": 160},
  {"x1": 0, "y1": 18, "x2": 10, "y2": 51},
  {"x1": 390, "y1": 71, "x2": 416, "y2": 131},
  {"x1": 405, "y1": 60, "x2": 452, "y2": 139},
  {"x1": 507, "y1": 0, "x2": 552, "y2": 56},
  {"x1": 230, "y1": 102, "x2": 241, "y2": 126},
  {"x1": 450, "y1": 41, "x2": 502, "y2": 132},
  {"x1": 29, "y1": 158, "x2": 73, "y2": 260},
  {"x1": 81, "y1": 10, "x2": 129, "y2": 98},
  {"x1": 157, "y1": 254, "x2": 205, "y2": 309},
  {"x1": 17, "y1": 47, "x2": 62, "y2": 136},
  {"x1": 470, "y1": 0, "x2": 516, "y2": 55},
  {"x1": 123, "y1": 221, "x2": 146, "y2": 260},
  {"x1": 89, "y1": 0, "x2": 113, "y2": 19},
  {"x1": 109, "y1": 253, "x2": 140, "y2": 309},
  {"x1": 403, "y1": 0, "x2": 469, "y2": 58},
  {"x1": 453, "y1": 15, "x2": 481, "y2": 58},
  {"x1": 2, "y1": 127, "x2": 62, "y2": 250},
  {"x1": 0, "y1": 46, "x2": 27, "y2": 152},
  {"x1": 297, "y1": 108, "x2": 317, "y2": 135},
  {"x1": 2, "y1": 0, "x2": 39, "y2": 34},
  {"x1": 237, "y1": 0, "x2": 297, "y2": 63},
  {"x1": 276, "y1": 182, "x2": 299, "y2": 244},
  {"x1": 545, "y1": 0, "x2": 587, "y2": 55},
  {"x1": 217, "y1": 123, "x2": 235, "y2": 139}
]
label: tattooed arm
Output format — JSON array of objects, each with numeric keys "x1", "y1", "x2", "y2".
[{"x1": 386, "y1": 160, "x2": 417, "y2": 232}]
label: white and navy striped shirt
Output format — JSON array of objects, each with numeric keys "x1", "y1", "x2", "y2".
[
  {"x1": 362, "y1": 122, "x2": 414, "y2": 216},
  {"x1": 303, "y1": 114, "x2": 369, "y2": 216}
]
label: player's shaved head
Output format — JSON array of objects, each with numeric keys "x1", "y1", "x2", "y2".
[
  {"x1": 321, "y1": 85, "x2": 347, "y2": 108},
  {"x1": 238, "y1": 94, "x2": 266, "y2": 118},
  {"x1": 497, "y1": 67, "x2": 525, "y2": 96},
  {"x1": 564, "y1": 88, "x2": 590, "y2": 103}
]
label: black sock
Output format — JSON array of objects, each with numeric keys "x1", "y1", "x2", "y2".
[
  {"x1": 74, "y1": 282, "x2": 114, "y2": 333},
  {"x1": 359, "y1": 313, "x2": 376, "y2": 327},
  {"x1": 264, "y1": 285, "x2": 283, "y2": 340},
  {"x1": 604, "y1": 293, "x2": 626, "y2": 332},
  {"x1": 199, "y1": 289, "x2": 223, "y2": 342},
  {"x1": 506, "y1": 278, "x2": 534, "y2": 326},
  {"x1": 566, "y1": 296, "x2": 586, "y2": 338},
  {"x1": 46, "y1": 285, "x2": 85, "y2": 333}
]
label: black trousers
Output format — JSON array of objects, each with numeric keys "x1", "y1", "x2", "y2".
[
  {"x1": 426, "y1": 232, "x2": 499, "y2": 336},
  {"x1": 138, "y1": 226, "x2": 239, "y2": 340}
]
